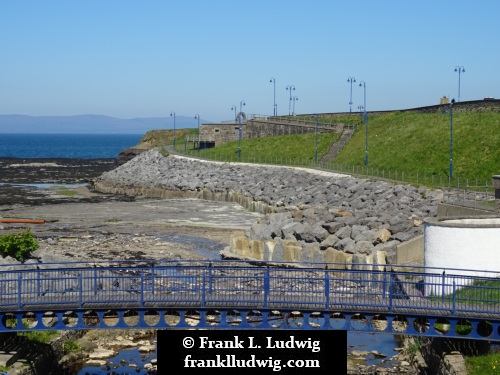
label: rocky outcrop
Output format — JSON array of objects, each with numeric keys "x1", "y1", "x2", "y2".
[
  {"x1": 115, "y1": 142, "x2": 152, "y2": 166},
  {"x1": 93, "y1": 148, "x2": 445, "y2": 266}
]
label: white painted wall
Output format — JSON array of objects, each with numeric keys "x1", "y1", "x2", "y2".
[{"x1": 423, "y1": 217, "x2": 500, "y2": 296}]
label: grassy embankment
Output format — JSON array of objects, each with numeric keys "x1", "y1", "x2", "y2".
[
  {"x1": 142, "y1": 111, "x2": 500, "y2": 185},
  {"x1": 139, "y1": 111, "x2": 500, "y2": 374}
]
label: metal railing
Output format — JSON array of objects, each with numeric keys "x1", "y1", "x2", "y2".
[
  {"x1": 2, "y1": 260, "x2": 500, "y2": 337},
  {"x1": 1, "y1": 260, "x2": 499, "y2": 317}
]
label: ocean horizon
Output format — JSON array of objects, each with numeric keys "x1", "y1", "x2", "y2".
[{"x1": 0, "y1": 133, "x2": 143, "y2": 159}]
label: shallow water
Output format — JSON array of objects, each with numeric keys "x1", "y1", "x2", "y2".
[
  {"x1": 76, "y1": 346, "x2": 157, "y2": 375},
  {"x1": 73, "y1": 331, "x2": 399, "y2": 374},
  {"x1": 348, "y1": 331, "x2": 401, "y2": 367}
]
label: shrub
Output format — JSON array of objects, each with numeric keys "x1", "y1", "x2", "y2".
[
  {"x1": 63, "y1": 340, "x2": 82, "y2": 354},
  {"x1": 18, "y1": 330, "x2": 60, "y2": 343},
  {"x1": 0, "y1": 228, "x2": 39, "y2": 262}
]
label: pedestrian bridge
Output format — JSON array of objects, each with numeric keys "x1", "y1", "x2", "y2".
[{"x1": 0, "y1": 259, "x2": 499, "y2": 341}]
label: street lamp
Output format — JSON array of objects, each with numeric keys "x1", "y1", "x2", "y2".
[
  {"x1": 170, "y1": 111, "x2": 176, "y2": 147},
  {"x1": 454, "y1": 66, "x2": 465, "y2": 102},
  {"x1": 238, "y1": 100, "x2": 245, "y2": 158},
  {"x1": 231, "y1": 105, "x2": 237, "y2": 122},
  {"x1": 290, "y1": 96, "x2": 299, "y2": 115},
  {"x1": 313, "y1": 114, "x2": 319, "y2": 162},
  {"x1": 442, "y1": 98, "x2": 456, "y2": 179},
  {"x1": 286, "y1": 85, "x2": 295, "y2": 115},
  {"x1": 359, "y1": 81, "x2": 368, "y2": 166},
  {"x1": 194, "y1": 114, "x2": 200, "y2": 152},
  {"x1": 269, "y1": 77, "x2": 276, "y2": 116},
  {"x1": 347, "y1": 77, "x2": 356, "y2": 112}
]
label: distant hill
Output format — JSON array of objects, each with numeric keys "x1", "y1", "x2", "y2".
[{"x1": 0, "y1": 114, "x2": 208, "y2": 134}]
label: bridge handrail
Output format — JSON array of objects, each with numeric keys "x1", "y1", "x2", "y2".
[
  {"x1": 2, "y1": 258, "x2": 500, "y2": 275},
  {"x1": 1, "y1": 260, "x2": 500, "y2": 320}
]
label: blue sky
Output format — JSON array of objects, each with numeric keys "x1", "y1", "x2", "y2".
[{"x1": 1, "y1": 1, "x2": 498, "y2": 123}]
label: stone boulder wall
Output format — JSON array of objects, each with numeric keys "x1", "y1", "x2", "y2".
[{"x1": 93, "y1": 148, "x2": 444, "y2": 266}]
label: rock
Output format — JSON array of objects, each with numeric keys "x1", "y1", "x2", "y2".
[
  {"x1": 88, "y1": 348, "x2": 117, "y2": 359},
  {"x1": 138, "y1": 345, "x2": 156, "y2": 353}
]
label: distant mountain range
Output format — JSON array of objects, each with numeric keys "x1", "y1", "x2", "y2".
[{"x1": 0, "y1": 114, "x2": 208, "y2": 134}]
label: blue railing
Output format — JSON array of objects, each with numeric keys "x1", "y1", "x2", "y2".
[{"x1": 0, "y1": 260, "x2": 499, "y2": 338}]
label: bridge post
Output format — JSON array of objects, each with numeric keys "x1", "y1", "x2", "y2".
[
  {"x1": 202, "y1": 271, "x2": 206, "y2": 307},
  {"x1": 324, "y1": 270, "x2": 330, "y2": 310},
  {"x1": 151, "y1": 262, "x2": 155, "y2": 295},
  {"x1": 388, "y1": 275, "x2": 393, "y2": 312},
  {"x1": 17, "y1": 275, "x2": 22, "y2": 310},
  {"x1": 140, "y1": 272, "x2": 144, "y2": 307},
  {"x1": 93, "y1": 265, "x2": 97, "y2": 295},
  {"x1": 36, "y1": 267, "x2": 41, "y2": 296},
  {"x1": 264, "y1": 267, "x2": 270, "y2": 308},
  {"x1": 452, "y1": 280, "x2": 456, "y2": 315},
  {"x1": 441, "y1": 271, "x2": 446, "y2": 302},
  {"x1": 79, "y1": 273, "x2": 83, "y2": 308},
  {"x1": 382, "y1": 267, "x2": 387, "y2": 298},
  {"x1": 208, "y1": 262, "x2": 213, "y2": 295}
]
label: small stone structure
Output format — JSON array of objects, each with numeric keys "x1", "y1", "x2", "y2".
[
  {"x1": 440, "y1": 96, "x2": 450, "y2": 105},
  {"x1": 199, "y1": 114, "x2": 346, "y2": 147}
]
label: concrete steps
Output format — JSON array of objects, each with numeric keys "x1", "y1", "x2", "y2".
[{"x1": 320, "y1": 126, "x2": 356, "y2": 163}]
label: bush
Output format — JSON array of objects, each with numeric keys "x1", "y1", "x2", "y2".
[
  {"x1": 0, "y1": 228, "x2": 39, "y2": 262},
  {"x1": 63, "y1": 340, "x2": 82, "y2": 354}
]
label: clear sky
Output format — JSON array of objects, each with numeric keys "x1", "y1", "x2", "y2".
[{"x1": 1, "y1": 0, "x2": 498, "y2": 123}]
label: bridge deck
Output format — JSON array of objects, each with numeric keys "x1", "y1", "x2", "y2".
[{"x1": 0, "y1": 260, "x2": 499, "y2": 338}]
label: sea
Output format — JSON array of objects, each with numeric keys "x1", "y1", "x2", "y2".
[
  {"x1": 0, "y1": 133, "x2": 400, "y2": 374},
  {"x1": 0, "y1": 133, "x2": 143, "y2": 159}
]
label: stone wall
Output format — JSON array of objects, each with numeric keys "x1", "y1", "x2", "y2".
[
  {"x1": 418, "y1": 337, "x2": 490, "y2": 375},
  {"x1": 200, "y1": 118, "x2": 344, "y2": 147},
  {"x1": 199, "y1": 99, "x2": 500, "y2": 148},
  {"x1": 11, "y1": 330, "x2": 87, "y2": 375}
]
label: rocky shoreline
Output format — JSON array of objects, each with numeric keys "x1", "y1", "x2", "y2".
[
  {"x1": 0, "y1": 158, "x2": 263, "y2": 374},
  {"x1": 0, "y1": 152, "x2": 434, "y2": 374},
  {"x1": 94, "y1": 148, "x2": 445, "y2": 267}
]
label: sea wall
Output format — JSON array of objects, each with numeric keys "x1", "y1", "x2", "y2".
[{"x1": 93, "y1": 148, "x2": 445, "y2": 266}]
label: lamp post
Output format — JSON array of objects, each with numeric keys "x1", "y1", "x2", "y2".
[
  {"x1": 359, "y1": 81, "x2": 368, "y2": 166},
  {"x1": 290, "y1": 96, "x2": 298, "y2": 115},
  {"x1": 454, "y1": 66, "x2": 465, "y2": 102},
  {"x1": 194, "y1": 114, "x2": 200, "y2": 152},
  {"x1": 238, "y1": 100, "x2": 246, "y2": 158},
  {"x1": 314, "y1": 114, "x2": 319, "y2": 162},
  {"x1": 231, "y1": 105, "x2": 237, "y2": 122},
  {"x1": 347, "y1": 77, "x2": 356, "y2": 112},
  {"x1": 449, "y1": 100, "x2": 454, "y2": 179},
  {"x1": 441, "y1": 98, "x2": 455, "y2": 180},
  {"x1": 286, "y1": 85, "x2": 295, "y2": 115},
  {"x1": 269, "y1": 77, "x2": 276, "y2": 116},
  {"x1": 170, "y1": 112, "x2": 176, "y2": 147}
]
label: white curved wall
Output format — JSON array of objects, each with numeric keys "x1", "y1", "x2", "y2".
[{"x1": 424, "y1": 217, "x2": 500, "y2": 296}]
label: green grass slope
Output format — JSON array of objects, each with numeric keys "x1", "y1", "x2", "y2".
[
  {"x1": 143, "y1": 110, "x2": 500, "y2": 184},
  {"x1": 332, "y1": 111, "x2": 500, "y2": 181}
]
